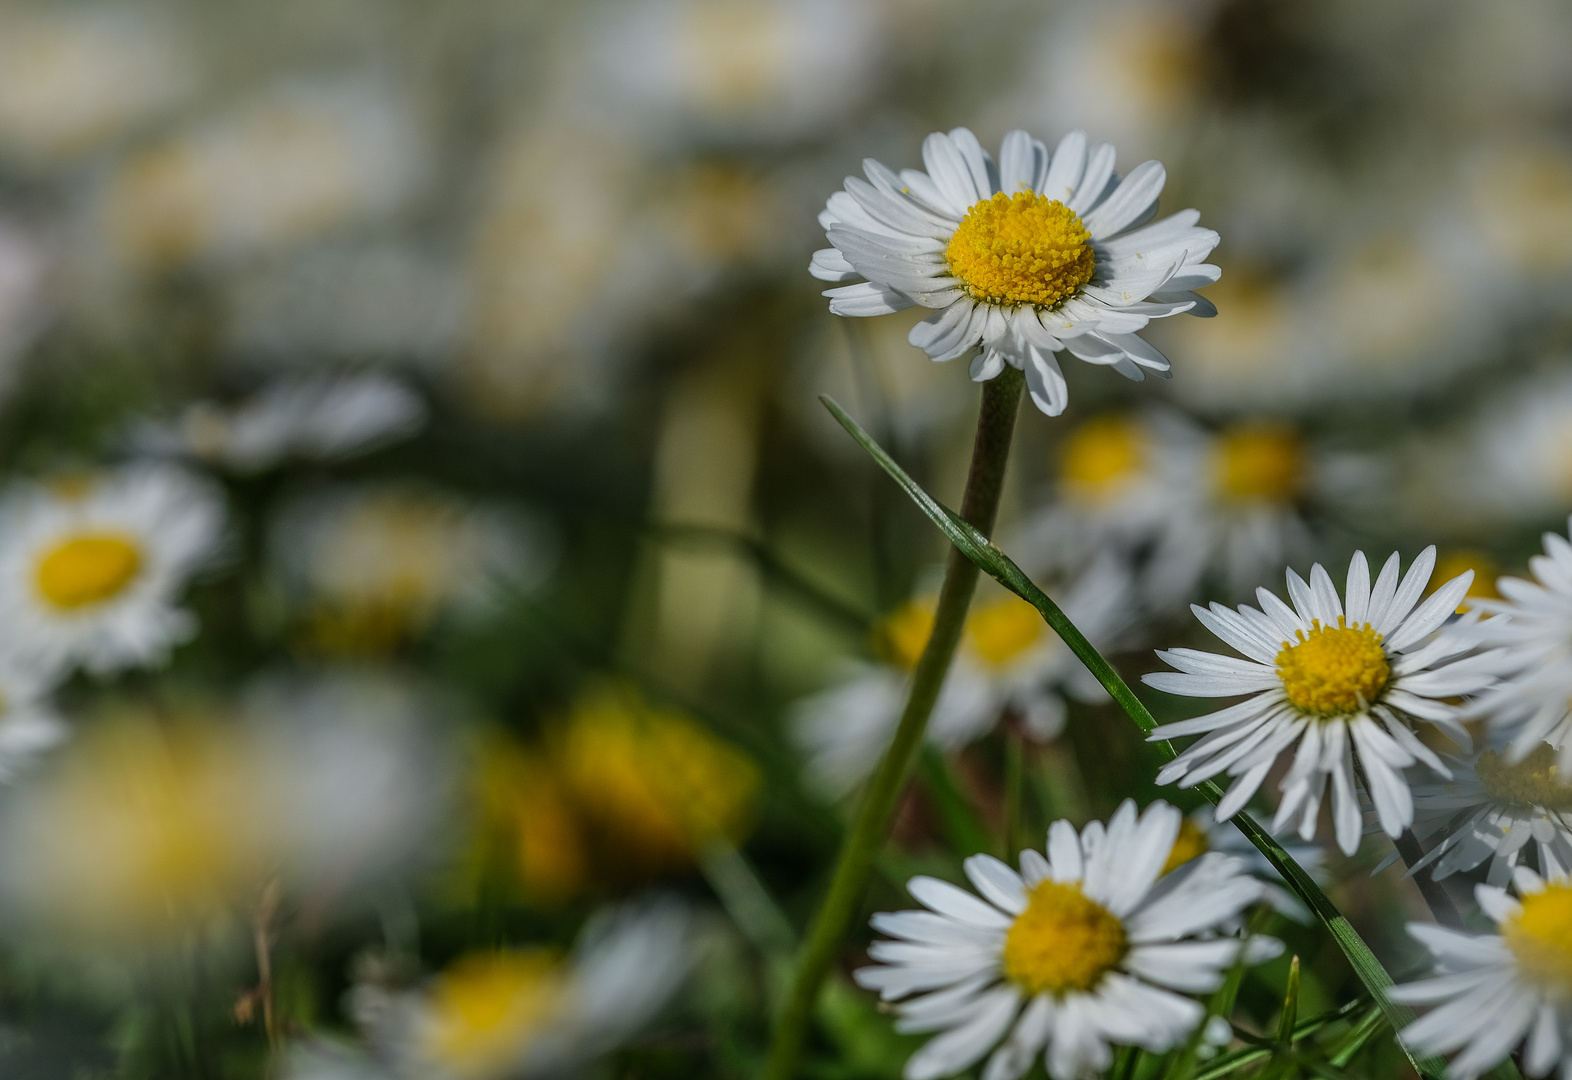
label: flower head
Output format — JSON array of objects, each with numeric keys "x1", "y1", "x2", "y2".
[
  {"x1": 1144, "y1": 548, "x2": 1502, "y2": 854},
  {"x1": 1393, "y1": 867, "x2": 1572, "y2": 1079},
  {"x1": 856, "y1": 800, "x2": 1277, "y2": 1080},
  {"x1": 810, "y1": 127, "x2": 1218, "y2": 416}
]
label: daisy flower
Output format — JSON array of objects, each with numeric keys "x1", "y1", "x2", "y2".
[
  {"x1": 0, "y1": 651, "x2": 67, "y2": 781},
  {"x1": 1142, "y1": 548, "x2": 1501, "y2": 855},
  {"x1": 855, "y1": 800, "x2": 1277, "y2": 1080},
  {"x1": 792, "y1": 559, "x2": 1132, "y2": 796},
  {"x1": 809, "y1": 127, "x2": 1218, "y2": 416},
  {"x1": 355, "y1": 900, "x2": 693, "y2": 1080},
  {"x1": 1462, "y1": 516, "x2": 1572, "y2": 771},
  {"x1": 1392, "y1": 867, "x2": 1572, "y2": 1080},
  {"x1": 1398, "y1": 743, "x2": 1572, "y2": 886},
  {"x1": 1164, "y1": 805, "x2": 1328, "y2": 923},
  {"x1": 0, "y1": 463, "x2": 223, "y2": 675}
]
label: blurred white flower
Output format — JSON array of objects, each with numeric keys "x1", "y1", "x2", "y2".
[
  {"x1": 99, "y1": 77, "x2": 425, "y2": 268},
  {"x1": 0, "y1": 687, "x2": 447, "y2": 945},
  {"x1": 1438, "y1": 367, "x2": 1572, "y2": 526},
  {"x1": 133, "y1": 372, "x2": 426, "y2": 474},
  {"x1": 811, "y1": 127, "x2": 1218, "y2": 416},
  {"x1": 272, "y1": 484, "x2": 552, "y2": 654},
  {"x1": 1396, "y1": 744, "x2": 1572, "y2": 887},
  {"x1": 352, "y1": 899, "x2": 693, "y2": 1080},
  {"x1": 580, "y1": 0, "x2": 885, "y2": 142},
  {"x1": 0, "y1": 464, "x2": 223, "y2": 676},
  {"x1": 0, "y1": 5, "x2": 193, "y2": 165},
  {"x1": 792, "y1": 560, "x2": 1132, "y2": 796}
]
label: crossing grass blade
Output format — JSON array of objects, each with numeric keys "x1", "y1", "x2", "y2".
[{"x1": 821, "y1": 394, "x2": 1449, "y2": 1080}]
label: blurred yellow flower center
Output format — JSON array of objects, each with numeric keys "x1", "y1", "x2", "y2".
[
  {"x1": 1062, "y1": 415, "x2": 1146, "y2": 498},
  {"x1": 1214, "y1": 424, "x2": 1303, "y2": 502},
  {"x1": 1002, "y1": 880, "x2": 1127, "y2": 995},
  {"x1": 421, "y1": 950, "x2": 563, "y2": 1077},
  {"x1": 1476, "y1": 745, "x2": 1572, "y2": 811},
  {"x1": 1503, "y1": 884, "x2": 1572, "y2": 997},
  {"x1": 1275, "y1": 619, "x2": 1389, "y2": 716},
  {"x1": 1430, "y1": 550, "x2": 1500, "y2": 613},
  {"x1": 36, "y1": 533, "x2": 143, "y2": 609},
  {"x1": 873, "y1": 601, "x2": 936, "y2": 671},
  {"x1": 946, "y1": 192, "x2": 1095, "y2": 308},
  {"x1": 1162, "y1": 819, "x2": 1211, "y2": 874},
  {"x1": 966, "y1": 595, "x2": 1047, "y2": 668}
]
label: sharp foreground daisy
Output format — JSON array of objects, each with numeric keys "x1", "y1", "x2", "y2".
[
  {"x1": 1144, "y1": 548, "x2": 1501, "y2": 855},
  {"x1": 1399, "y1": 743, "x2": 1572, "y2": 885},
  {"x1": 0, "y1": 463, "x2": 223, "y2": 675},
  {"x1": 810, "y1": 126, "x2": 1218, "y2": 416},
  {"x1": 855, "y1": 800, "x2": 1277, "y2": 1080},
  {"x1": 1463, "y1": 516, "x2": 1572, "y2": 771},
  {"x1": 1392, "y1": 867, "x2": 1572, "y2": 1080}
]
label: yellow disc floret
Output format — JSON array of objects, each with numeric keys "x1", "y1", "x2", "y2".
[
  {"x1": 36, "y1": 533, "x2": 144, "y2": 609},
  {"x1": 1503, "y1": 883, "x2": 1572, "y2": 998},
  {"x1": 1002, "y1": 880, "x2": 1127, "y2": 996},
  {"x1": 1476, "y1": 744, "x2": 1572, "y2": 812},
  {"x1": 420, "y1": 949, "x2": 563, "y2": 1078},
  {"x1": 1061, "y1": 415, "x2": 1147, "y2": 499},
  {"x1": 873, "y1": 601, "x2": 937, "y2": 671},
  {"x1": 966, "y1": 595, "x2": 1048, "y2": 669},
  {"x1": 1213, "y1": 423, "x2": 1304, "y2": 503},
  {"x1": 945, "y1": 192, "x2": 1095, "y2": 308},
  {"x1": 1275, "y1": 619, "x2": 1390, "y2": 716},
  {"x1": 1162, "y1": 819, "x2": 1211, "y2": 874}
]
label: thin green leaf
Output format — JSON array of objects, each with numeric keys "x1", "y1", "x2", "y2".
[
  {"x1": 820, "y1": 395, "x2": 1448, "y2": 1080},
  {"x1": 1277, "y1": 956, "x2": 1302, "y2": 1046}
]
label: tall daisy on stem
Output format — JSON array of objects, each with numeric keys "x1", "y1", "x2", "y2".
[{"x1": 767, "y1": 126, "x2": 1217, "y2": 1080}]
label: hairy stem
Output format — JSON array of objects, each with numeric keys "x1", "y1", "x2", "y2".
[{"x1": 762, "y1": 368, "x2": 1023, "y2": 1080}]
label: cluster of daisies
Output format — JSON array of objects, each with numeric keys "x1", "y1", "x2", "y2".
[{"x1": 807, "y1": 127, "x2": 1572, "y2": 1080}]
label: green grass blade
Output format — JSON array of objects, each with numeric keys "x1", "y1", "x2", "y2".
[{"x1": 820, "y1": 394, "x2": 1448, "y2": 1080}]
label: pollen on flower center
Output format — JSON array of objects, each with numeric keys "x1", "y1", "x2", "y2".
[
  {"x1": 945, "y1": 191, "x2": 1096, "y2": 308},
  {"x1": 1503, "y1": 883, "x2": 1572, "y2": 997},
  {"x1": 1002, "y1": 880, "x2": 1127, "y2": 996},
  {"x1": 1213, "y1": 423, "x2": 1304, "y2": 503},
  {"x1": 1275, "y1": 619, "x2": 1390, "y2": 716},
  {"x1": 966, "y1": 595, "x2": 1047, "y2": 668},
  {"x1": 1475, "y1": 745, "x2": 1572, "y2": 811},
  {"x1": 1161, "y1": 819, "x2": 1210, "y2": 874},
  {"x1": 36, "y1": 533, "x2": 144, "y2": 610},
  {"x1": 422, "y1": 950, "x2": 563, "y2": 1074}
]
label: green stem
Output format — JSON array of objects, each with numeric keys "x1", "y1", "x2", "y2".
[{"x1": 763, "y1": 368, "x2": 1024, "y2": 1080}]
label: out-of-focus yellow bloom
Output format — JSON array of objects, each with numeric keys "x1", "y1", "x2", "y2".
[
  {"x1": 463, "y1": 736, "x2": 588, "y2": 904},
  {"x1": 417, "y1": 949, "x2": 566, "y2": 1080},
  {"x1": 1429, "y1": 549, "x2": 1501, "y2": 612},
  {"x1": 1060, "y1": 414, "x2": 1150, "y2": 502},
  {"x1": 555, "y1": 688, "x2": 759, "y2": 879}
]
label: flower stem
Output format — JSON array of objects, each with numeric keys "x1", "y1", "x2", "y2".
[{"x1": 762, "y1": 367, "x2": 1023, "y2": 1080}]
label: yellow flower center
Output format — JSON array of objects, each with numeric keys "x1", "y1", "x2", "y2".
[
  {"x1": 1213, "y1": 423, "x2": 1304, "y2": 503},
  {"x1": 873, "y1": 601, "x2": 936, "y2": 671},
  {"x1": 1061, "y1": 415, "x2": 1147, "y2": 499},
  {"x1": 421, "y1": 950, "x2": 563, "y2": 1078},
  {"x1": 1161, "y1": 819, "x2": 1211, "y2": 874},
  {"x1": 36, "y1": 533, "x2": 143, "y2": 609},
  {"x1": 1275, "y1": 619, "x2": 1390, "y2": 716},
  {"x1": 1001, "y1": 880, "x2": 1127, "y2": 996},
  {"x1": 945, "y1": 192, "x2": 1096, "y2": 308},
  {"x1": 1476, "y1": 745, "x2": 1572, "y2": 812},
  {"x1": 966, "y1": 595, "x2": 1048, "y2": 669},
  {"x1": 1503, "y1": 883, "x2": 1572, "y2": 998}
]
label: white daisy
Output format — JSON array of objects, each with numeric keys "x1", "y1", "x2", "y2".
[
  {"x1": 1461, "y1": 516, "x2": 1572, "y2": 771},
  {"x1": 0, "y1": 651, "x2": 67, "y2": 781},
  {"x1": 1391, "y1": 867, "x2": 1572, "y2": 1080},
  {"x1": 809, "y1": 126, "x2": 1218, "y2": 416},
  {"x1": 133, "y1": 372, "x2": 426, "y2": 474},
  {"x1": 855, "y1": 799, "x2": 1277, "y2": 1080},
  {"x1": 1142, "y1": 548, "x2": 1502, "y2": 855},
  {"x1": 356, "y1": 899, "x2": 693, "y2": 1080},
  {"x1": 1164, "y1": 805, "x2": 1328, "y2": 923},
  {"x1": 1399, "y1": 744, "x2": 1572, "y2": 887},
  {"x1": 791, "y1": 559, "x2": 1133, "y2": 796},
  {"x1": 0, "y1": 463, "x2": 223, "y2": 675}
]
